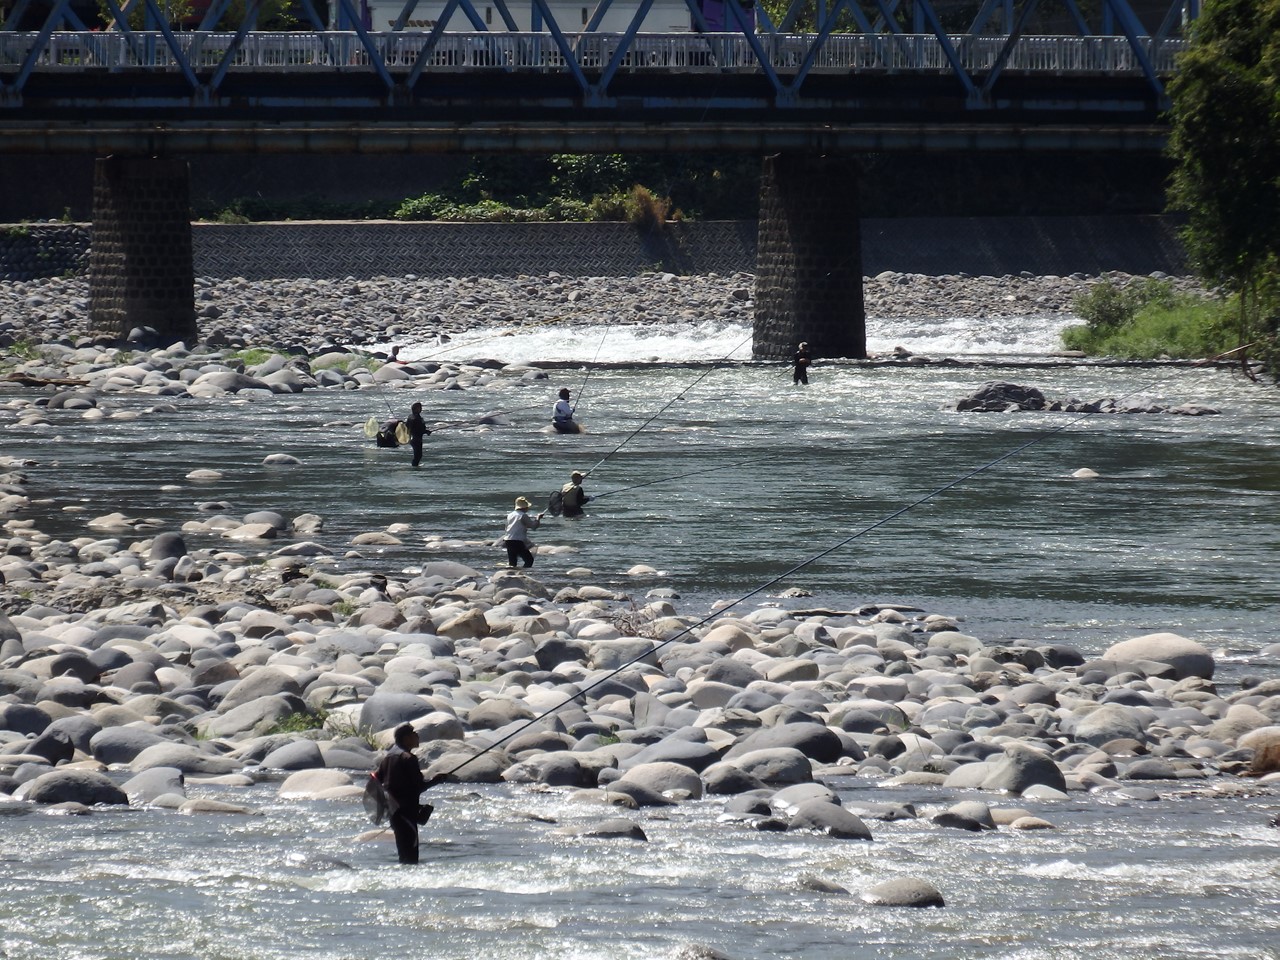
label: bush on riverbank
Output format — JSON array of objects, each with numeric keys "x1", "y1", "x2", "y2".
[{"x1": 1061, "y1": 278, "x2": 1237, "y2": 360}]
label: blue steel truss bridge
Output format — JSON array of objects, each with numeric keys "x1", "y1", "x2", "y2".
[{"x1": 0, "y1": 0, "x2": 1198, "y2": 154}]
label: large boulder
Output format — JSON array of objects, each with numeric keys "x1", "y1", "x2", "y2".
[
  {"x1": 723, "y1": 723, "x2": 844, "y2": 764},
  {"x1": 726, "y1": 747, "x2": 812, "y2": 784},
  {"x1": 788, "y1": 800, "x2": 873, "y2": 839},
  {"x1": 615, "y1": 761, "x2": 704, "y2": 800},
  {"x1": 123, "y1": 766, "x2": 186, "y2": 804},
  {"x1": 359, "y1": 693, "x2": 433, "y2": 734},
  {"x1": 981, "y1": 745, "x2": 1067, "y2": 795},
  {"x1": 1102, "y1": 633, "x2": 1214, "y2": 680},
  {"x1": 16, "y1": 769, "x2": 128, "y2": 805},
  {"x1": 0, "y1": 702, "x2": 52, "y2": 736},
  {"x1": 90, "y1": 726, "x2": 170, "y2": 764},
  {"x1": 1071, "y1": 704, "x2": 1149, "y2": 747},
  {"x1": 216, "y1": 667, "x2": 303, "y2": 714}
]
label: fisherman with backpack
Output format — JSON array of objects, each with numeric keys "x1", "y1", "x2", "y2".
[
  {"x1": 559, "y1": 471, "x2": 592, "y2": 519},
  {"x1": 369, "y1": 724, "x2": 442, "y2": 864}
]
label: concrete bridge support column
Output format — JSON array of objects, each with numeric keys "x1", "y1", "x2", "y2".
[
  {"x1": 753, "y1": 155, "x2": 865, "y2": 360},
  {"x1": 89, "y1": 156, "x2": 196, "y2": 344}
]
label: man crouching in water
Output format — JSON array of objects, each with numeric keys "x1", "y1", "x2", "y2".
[{"x1": 376, "y1": 723, "x2": 437, "y2": 864}]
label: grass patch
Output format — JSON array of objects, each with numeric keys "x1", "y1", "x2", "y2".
[
  {"x1": 267, "y1": 710, "x2": 327, "y2": 735},
  {"x1": 1062, "y1": 279, "x2": 1236, "y2": 360},
  {"x1": 229, "y1": 348, "x2": 278, "y2": 368}
]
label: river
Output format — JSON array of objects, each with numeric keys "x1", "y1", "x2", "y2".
[{"x1": 1, "y1": 308, "x2": 1277, "y2": 959}]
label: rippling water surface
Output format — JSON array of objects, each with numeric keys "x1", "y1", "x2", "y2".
[{"x1": 2, "y1": 310, "x2": 1278, "y2": 959}]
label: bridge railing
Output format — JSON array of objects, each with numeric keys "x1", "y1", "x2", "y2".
[{"x1": 0, "y1": 30, "x2": 1184, "y2": 76}]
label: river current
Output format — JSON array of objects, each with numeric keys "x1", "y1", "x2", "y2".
[{"x1": 1, "y1": 309, "x2": 1277, "y2": 959}]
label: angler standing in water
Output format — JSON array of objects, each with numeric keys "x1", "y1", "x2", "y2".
[
  {"x1": 552, "y1": 388, "x2": 581, "y2": 434},
  {"x1": 503, "y1": 497, "x2": 543, "y2": 569},
  {"x1": 405, "y1": 402, "x2": 430, "y2": 468},
  {"x1": 374, "y1": 724, "x2": 435, "y2": 864},
  {"x1": 793, "y1": 342, "x2": 812, "y2": 385},
  {"x1": 559, "y1": 471, "x2": 592, "y2": 519}
]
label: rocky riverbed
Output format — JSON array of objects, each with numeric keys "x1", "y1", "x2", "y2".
[
  {"x1": 1, "y1": 448, "x2": 1278, "y2": 858},
  {"x1": 2, "y1": 265, "x2": 1276, "y2": 897},
  {"x1": 0, "y1": 270, "x2": 1208, "y2": 356}
]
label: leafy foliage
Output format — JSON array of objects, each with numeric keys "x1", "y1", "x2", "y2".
[
  {"x1": 1061, "y1": 278, "x2": 1235, "y2": 359},
  {"x1": 1166, "y1": 0, "x2": 1280, "y2": 373}
]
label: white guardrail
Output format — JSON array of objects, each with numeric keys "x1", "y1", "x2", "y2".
[{"x1": 0, "y1": 31, "x2": 1184, "y2": 74}]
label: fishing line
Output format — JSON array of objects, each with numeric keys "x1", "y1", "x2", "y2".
[
  {"x1": 435, "y1": 345, "x2": 1249, "y2": 780},
  {"x1": 590, "y1": 455, "x2": 778, "y2": 502},
  {"x1": 571, "y1": 324, "x2": 612, "y2": 415},
  {"x1": 582, "y1": 330, "x2": 755, "y2": 478}
]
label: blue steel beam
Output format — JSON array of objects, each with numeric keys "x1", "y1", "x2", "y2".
[
  {"x1": 913, "y1": 0, "x2": 980, "y2": 104},
  {"x1": 337, "y1": 0, "x2": 396, "y2": 87},
  {"x1": 101, "y1": 0, "x2": 147, "y2": 65},
  {"x1": 7, "y1": 0, "x2": 74, "y2": 99},
  {"x1": 593, "y1": 0, "x2": 657, "y2": 100},
  {"x1": 406, "y1": 0, "x2": 466, "y2": 86},
  {"x1": 978, "y1": 0, "x2": 1042, "y2": 101},
  {"x1": 209, "y1": 0, "x2": 265, "y2": 95},
  {"x1": 1102, "y1": 0, "x2": 1165, "y2": 102}
]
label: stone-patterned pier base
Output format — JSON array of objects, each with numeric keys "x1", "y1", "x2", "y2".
[
  {"x1": 89, "y1": 157, "x2": 195, "y2": 343},
  {"x1": 753, "y1": 155, "x2": 866, "y2": 360}
]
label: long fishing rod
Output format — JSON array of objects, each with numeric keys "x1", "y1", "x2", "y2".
[
  {"x1": 583, "y1": 330, "x2": 755, "y2": 478},
  {"x1": 434, "y1": 342, "x2": 1254, "y2": 780}
]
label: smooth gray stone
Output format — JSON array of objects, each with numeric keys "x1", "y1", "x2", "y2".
[
  {"x1": 600, "y1": 780, "x2": 675, "y2": 807},
  {"x1": 47, "y1": 651, "x2": 101, "y2": 683},
  {"x1": 130, "y1": 742, "x2": 242, "y2": 774},
  {"x1": 1072, "y1": 704, "x2": 1149, "y2": 746},
  {"x1": 123, "y1": 766, "x2": 186, "y2": 803},
  {"x1": 0, "y1": 702, "x2": 52, "y2": 736},
  {"x1": 728, "y1": 747, "x2": 812, "y2": 785},
  {"x1": 149, "y1": 532, "x2": 189, "y2": 561},
  {"x1": 15, "y1": 769, "x2": 128, "y2": 806},
  {"x1": 620, "y1": 737, "x2": 720, "y2": 773},
  {"x1": 770, "y1": 782, "x2": 840, "y2": 812},
  {"x1": 216, "y1": 667, "x2": 303, "y2": 715},
  {"x1": 701, "y1": 761, "x2": 768, "y2": 795},
  {"x1": 260, "y1": 739, "x2": 325, "y2": 770},
  {"x1": 788, "y1": 799, "x2": 872, "y2": 839},
  {"x1": 24, "y1": 728, "x2": 74, "y2": 765},
  {"x1": 503, "y1": 752, "x2": 589, "y2": 787},
  {"x1": 553, "y1": 818, "x2": 648, "y2": 841},
  {"x1": 701, "y1": 659, "x2": 762, "y2": 689},
  {"x1": 201, "y1": 695, "x2": 308, "y2": 740},
  {"x1": 1123, "y1": 757, "x2": 1181, "y2": 780},
  {"x1": 359, "y1": 692, "x2": 436, "y2": 733},
  {"x1": 932, "y1": 811, "x2": 988, "y2": 831},
  {"x1": 723, "y1": 722, "x2": 843, "y2": 764},
  {"x1": 981, "y1": 746, "x2": 1067, "y2": 795},
  {"x1": 860, "y1": 878, "x2": 946, "y2": 908},
  {"x1": 45, "y1": 714, "x2": 103, "y2": 753},
  {"x1": 721, "y1": 790, "x2": 773, "y2": 816}
]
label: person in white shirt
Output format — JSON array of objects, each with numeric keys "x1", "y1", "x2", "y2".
[
  {"x1": 552, "y1": 388, "x2": 579, "y2": 433},
  {"x1": 503, "y1": 497, "x2": 543, "y2": 568}
]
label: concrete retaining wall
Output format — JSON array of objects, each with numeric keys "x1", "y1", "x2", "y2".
[{"x1": 0, "y1": 216, "x2": 1187, "y2": 283}]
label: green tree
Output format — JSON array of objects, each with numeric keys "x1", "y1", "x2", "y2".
[{"x1": 1166, "y1": 0, "x2": 1280, "y2": 371}]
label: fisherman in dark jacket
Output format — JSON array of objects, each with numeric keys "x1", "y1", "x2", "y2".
[
  {"x1": 405, "y1": 401, "x2": 431, "y2": 468},
  {"x1": 375, "y1": 723, "x2": 430, "y2": 864}
]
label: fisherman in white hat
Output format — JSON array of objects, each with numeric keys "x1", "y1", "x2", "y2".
[{"x1": 503, "y1": 496, "x2": 543, "y2": 569}]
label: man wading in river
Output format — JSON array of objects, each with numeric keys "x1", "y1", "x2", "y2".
[{"x1": 374, "y1": 724, "x2": 438, "y2": 864}]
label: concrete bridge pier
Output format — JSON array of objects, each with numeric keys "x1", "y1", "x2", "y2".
[
  {"x1": 753, "y1": 154, "x2": 866, "y2": 361},
  {"x1": 88, "y1": 156, "x2": 196, "y2": 344}
]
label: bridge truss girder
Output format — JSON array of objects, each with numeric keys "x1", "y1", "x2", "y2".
[{"x1": 0, "y1": 0, "x2": 1193, "y2": 121}]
